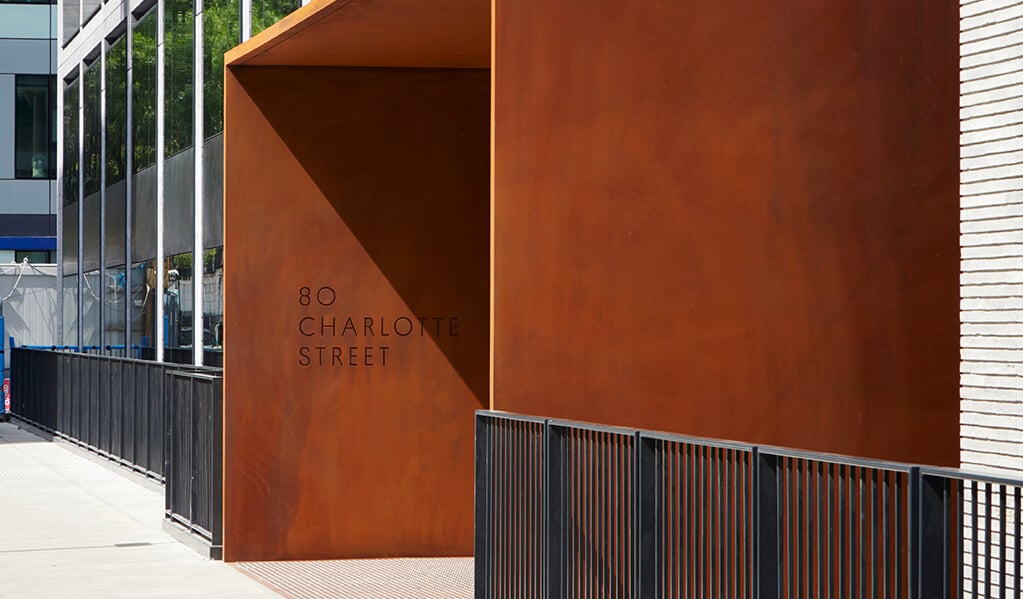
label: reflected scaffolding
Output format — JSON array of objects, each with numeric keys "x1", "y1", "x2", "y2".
[
  {"x1": 63, "y1": 275, "x2": 78, "y2": 347},
  {"x1": 81, "y1": 270, "x2": 101, "y2": 351},
  {"x1": 105, "y1": 266, "x2": 126, "y2": 355}
]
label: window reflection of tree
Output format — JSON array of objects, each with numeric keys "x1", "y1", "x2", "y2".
[
  {"x1": 204, "y1": 0, "x2": 239, "y2": 138},
  {"x1": 105, "y1": 35, "x2": 127, "y2": 184},
  {"x1": 62, "y1": 79, "x2": 79, "y2": 206},
  {"x1": 83, "y1": 60, "x2": 101, "y2": 196},
  {"x1": 252, "y1": 0, "x2": 300, "y2": 36},
  {"x1": 133, "y1": 11, "x2": 157, "y2": 173},
  {"x1": 165, "y1": 0, "x2": 193, "y2": 157}
]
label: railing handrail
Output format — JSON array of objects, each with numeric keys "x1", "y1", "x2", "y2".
[
  {"x1": 920, "y1": 464, "x2": 1023, "y2": 486},
  {"x1": 168, "y1": 370, "x2": 221, "y2": 381},
  {"x1": 480, "y1": 409, "x2": 1005, "y2": 485},
  {"x1": 14, "y1": 346, "x2": 222, "y2": 373}
]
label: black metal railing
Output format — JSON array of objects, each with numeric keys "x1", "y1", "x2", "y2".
[
  {"x1": 475, "y1": 411, "x2": 1023, "y2": 599},
  {"x1": 165, "y1": 369, "x2": 223, "y2": 557},
  {"x1": 10, "y1": 347, "x2": 196, "y2": 479},
  {"x1": 916, "y1": 468, "x2": 1023, "y2": 599},
  {"x1": 9, "y1": 348, "x2": 221, "y2": 481},
  {"x1": 10, "y1": 347, "x2": 224, "y2": 556}
]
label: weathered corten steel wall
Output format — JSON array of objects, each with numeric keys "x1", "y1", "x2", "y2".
[
  {"x1": 223, "y1": 66, "x2": 488, "y2": 560},
  {"x1": 492, "y1": 2, "x2": 960, "y2": 465}
]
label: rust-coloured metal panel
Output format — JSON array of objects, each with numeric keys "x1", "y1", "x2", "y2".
[
  {"x1": 493, "y1": 2, "x2": 960, "y2": 465},
  {"x1": 224, "y1": 66, "x2": 489, "y2": 561},
  {"x1": 227, "y1": 0, "x2": 489, "y2": 69}
]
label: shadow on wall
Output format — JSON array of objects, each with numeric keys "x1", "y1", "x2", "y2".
[{"x1": 231, "y1": 65, "x2": 490, "y2": 405}]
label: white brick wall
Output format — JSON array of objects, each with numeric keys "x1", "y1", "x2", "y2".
[{"x1": 962, "y1": 0, "x2": 1023, "y2": 477}]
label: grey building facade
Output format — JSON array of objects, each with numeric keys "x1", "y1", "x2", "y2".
[
  {"x1": 1, "y1": 0, "x2": 58, "y2": 264},
  {"x1": 58, "y1": 0, "x2": 299, "y2": 362}
]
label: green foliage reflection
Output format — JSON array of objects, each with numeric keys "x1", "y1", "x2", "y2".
[
  {"x1": 83, "y1": 60, "x2": 101, "y2": 195},
  {"x1": 252, "y1": 0, "x2": 299, "y2": 36},
  {"x1": 165, "y1": 0, "x2": 194, "y2": 156},
  {"x1": 204, "y1": 0, "x2": 238, "y2": 137},
  {"x1": 133, "y1": 11, "x2": 156, "y2": 172},
  {"x1": 105, "y1": 35, "x2": 127, "y2": 184},
  {"x1": 62, "y1": 78, "x2": 79, "y2": 206}
]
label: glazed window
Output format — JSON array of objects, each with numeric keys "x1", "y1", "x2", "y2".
[
  {"x1": 15, "y1": 75, "x2": 55, "y2": 179},
  {"x1": 82, "y1": 57, "x2": 101, "y2": 196},
  {"x1": 165, "y1": 0, "x2": 194, "y2": 157},
  {"x1": 62, "y1": 76, "x2": 79, "y2": 205},
  {"x1": 133, "y1": 9, "x2": 157, "y2": 173}
]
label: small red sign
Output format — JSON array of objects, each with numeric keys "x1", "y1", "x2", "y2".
[{"x1": 3, "y1": 378, "x2": 9, "y2": 411}]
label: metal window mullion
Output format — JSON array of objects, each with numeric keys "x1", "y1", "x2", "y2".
[
  {"x1": 125, "y1": 24, "x2": 134, "y2": 357},
  {"x1": 78, "y1": 61, "x2": 84, "y2": 351},
  {"x1": 155, "y1": 0, "x2": 165, "y2": 361},
  {"x1": 193, "y1": 0, "x2": 204, "y2": 366},
  {"x1": 241, "y1": 0, "x2": 251, "y2": 41},
  {"x1": 56, "y1": 69, "x2": 65, "y2": 344},
  {"x1": 99, "y1": 41, "x2": 107, "y2": 354}
]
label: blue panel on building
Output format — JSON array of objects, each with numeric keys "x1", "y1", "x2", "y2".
[{"x1": 0, "y1": 236, "x2": 56, "y2": 250}]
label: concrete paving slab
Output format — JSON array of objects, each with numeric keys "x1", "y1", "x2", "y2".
[{"x1": 0, "y1": 422, "x2": 280, "y2": 599}]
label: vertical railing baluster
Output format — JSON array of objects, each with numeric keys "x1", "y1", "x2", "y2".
[
  {"x1": 700, "y1": 445, "x2": 706, "y2": 594},
  {"x1": 941, "y1": 477, "x2": 949, "y2": 599},
  {"x1": 619, "y1": 435, "x2": 625, "y2": 599},
  {"x1": 986, "y1": 482, "x2": 993, "y2": 599},
  {"x1": 840, "y1": 465, "x2": 847, "y2": 599},
  {"x1": 1014, "y1": 486, "x2": 1021, "y2": 599},
  {"x1": 474, "y1": 414, "x2": 489, "y2": 598},
  {"x1": 741, "y1": 451, "x2": 748, "y2": 599},
  {"x1": 794, "y1": 458, "x2": 801, "y2": 599},
  {"x1": 973, "y1": 481, "x2": 979, "y2": 599},
  {"x1": 727, "y1": 449, "x2": 734, "y2": 599},
  {"x1": 662, "y1": 441, "x2": 669, "y2": 598},
  {"x1": 806, "y1": 460, "x2": 812, "y2": 599},
  {"x1": 1000, "y1": 485, "x2": 1007, "y2": 599},
  {"x1": 871, "y1": 469, "x2": 877, "y2": 599},
  {"x1": 678, "y1": 442, "x2": 684, "y2": 599},
  {"x1": 858, "y1": 467, "x2": 865, "y2": 599},
  {"x1": 636, "y1": 433, "x2": 655, "y2": 599},
  {"x1": 957, "y1": 480, "x2": 963, "y2": 599},
  {"x1": 506, "y1": 419, "x2": 512, "y2": 599},
  {"x1": 828, "y1": 463, "x2": 834, "y2": 599},
  {"x1": 788, "y1": 458, "x2": 794, "y2": 599},
  {"x1": 573, "y1": 428, "x2": 579, "y2": 599},
  {"x1": 817, "y1": 461, "x2": 824, "y2": 599},
  {"x1": 918, "y1": 473, "x2": 950, "y2": 599},
  {"x1": 716, "y1": 445, "x2": 724, "y2": 596},
  {"x1": 599, "y1": 434, "x2": 605, "y2": 599},
  {"x1": 691, "y1": 444, "x2": 697, "y2": 599},
  {"x1": 882, "y1": 470, "x2": 889, "y2": 599},
  {"x1": 755, "y1": 449, "x2": 780, "y2": 599}
]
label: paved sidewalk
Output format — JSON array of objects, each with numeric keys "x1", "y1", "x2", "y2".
[{"x1": 0, "y1": 422, "x2": 280, "y2": 599}]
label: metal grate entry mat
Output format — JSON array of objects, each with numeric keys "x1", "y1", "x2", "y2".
[{"x1": 235, "y1": 557, "x2": 473, "y2": 599}]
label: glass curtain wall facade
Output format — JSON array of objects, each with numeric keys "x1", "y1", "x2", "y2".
[
  {"x1": 132, "y1": 8, "x2": 157, "y2": 353},
  {"x1": 62, "y1": 76, "x2": 79, "y2": 347},
  {"x1": 60, "y1": 0, "x2": 298, "y2": 363},
  {"x1": 106, "y1": 35, "x2": 128, "y2": 354},
  {"x1": 82, "y1": 58, "x2": 101, "y2": 349}
]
